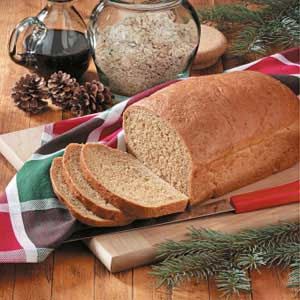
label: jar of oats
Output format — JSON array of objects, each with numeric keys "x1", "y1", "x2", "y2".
[{"x1": 89, "y1": 0, "x2": 200, "y2": 97}]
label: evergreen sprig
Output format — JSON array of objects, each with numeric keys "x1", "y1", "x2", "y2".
[
  {"x1": 216, "y1": 267, "x2": 251, "y2": 299},
  {"x1": 288, "y1": 256, "x2": 300, "y2": 295},
  {"x1": 197, "y1": 0, "x2": 300, "y2": 57},
  {"x1": 152, "y1": 222, "x2": 300, "y2": 298}
]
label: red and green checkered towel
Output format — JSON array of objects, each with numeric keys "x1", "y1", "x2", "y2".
[{"x1": 1, "y1": 48, "x2": 299, "y2": 263}]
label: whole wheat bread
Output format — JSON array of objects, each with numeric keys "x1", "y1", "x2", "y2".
[
  {"x1": 123, "y1": 71, "x2": 299, "y2": 205},
  {"x1": 80, "y1": 143, "x2": 189, "y2": 218},
  {"x1": 63, "y1": 143, "x2": 132, "y2": 222},
  {"x1": 50, "y1": 157, "x2": 132, "y2": 227}
]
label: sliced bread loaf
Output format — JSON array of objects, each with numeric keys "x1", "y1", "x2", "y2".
[
  {"x1": 63, "y1": 143, "x2": 132, "y2": 222},
  {"x1": 123, "y1": 71, "x2": 299, "y2": 205},
  {"x1": 50, "y1": 157, "x2": 132, "y2": 227},
  {"x1": 80, "y1": 144, "x2": 189, "y2": 218}
]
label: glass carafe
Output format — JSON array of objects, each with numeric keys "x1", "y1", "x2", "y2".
[
  {"x1": 9, "y1": 0, "x2": 91, "y2": 79},
  {"x1": 89, "y1": 0, "x2": 200, "y2": 97}
]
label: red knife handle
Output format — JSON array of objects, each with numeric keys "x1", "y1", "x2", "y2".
[{"x1": 230, "y1": 180, "x2": 300, "y2": 213}]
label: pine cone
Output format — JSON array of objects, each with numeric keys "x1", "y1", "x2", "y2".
[
  {"x1": 11, "y1": 74, "x2": 48, "y2": 114},
  {"x1": 70, "y1": 80, "x2": 114, "y2": 116},
  {"x1": 48, "y1": 71, "x2": 78, "y2": 110}
]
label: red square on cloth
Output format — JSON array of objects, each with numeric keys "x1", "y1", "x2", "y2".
[
  {"x1": 0, "y1": 212, "x2": 22, "y2": 251},
  {"x1": 53, "y1": 114, "x2": 96, "y2": 135},
  {"x1": 248, "y1": 56, "x2": 300, "y2": 74}
]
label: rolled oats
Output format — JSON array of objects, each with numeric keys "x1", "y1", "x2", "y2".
[{"x1": 95, "y1": 12, "x2": 198, "y2": 96}]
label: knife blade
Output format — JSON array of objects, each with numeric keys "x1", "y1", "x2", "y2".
[{"x1": 66, "y1": 180, "x2": 299, "y2": 242}]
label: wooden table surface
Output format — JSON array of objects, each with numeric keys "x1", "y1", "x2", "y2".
[{"x1": 0, "y1": 0, "x2": 296, "y2": 299}]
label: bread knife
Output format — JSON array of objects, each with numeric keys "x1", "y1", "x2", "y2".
[{"x1": 66, "y1": 180, "x2": 300, "y2": 242}]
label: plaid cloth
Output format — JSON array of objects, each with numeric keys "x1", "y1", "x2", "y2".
[{"x1": 0, "y1": 48, "x2": 299, "y2": 263}]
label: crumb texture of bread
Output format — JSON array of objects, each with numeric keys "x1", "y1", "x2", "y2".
[
  {"x1": 80, "y1": 144, "x2": 189, "y2": 218},
  {"x1": 123, "y1": 71, "x2": 300, "y2": 205},
  {"x1": 50, "y1": 157, "x2": 132, "y2": 227},
  {"x1": 124, "y1": 109, "x2": 191, "y2": 195},
  {"x1": 63, "y1": 143, "x2": 132, "y2": 222}
]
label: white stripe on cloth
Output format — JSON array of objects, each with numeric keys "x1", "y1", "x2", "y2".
[
  {"x1": 225, "y1": 58, "x2": 264, "y2": 72},
  {"x1": 86, "y1": 111, "x2": 108, "y2": 142},
  {"x1": 86, "y1": 110, "x2": 110, "y2": 142},
  {"x1": 271, "y1": 53, "x2": 300, "y2": 67},
  {"x1": 20, "y1": 198, "x2": 66, "y2": 212},
  {"x1": 30, "y1": 149, "x2": 64, "y2": 161},
  {"x1": 0, "y1": 248, "x2": 52, "y2": 263},
  {"x1": 41, "y1": 131, "x2": 55, "y2": 145},
  {"x1": 44, "y1": 123, "x2": 54, "y2": 135},
  {"x1": 87, "y1": 100, "x2": 129, "y2": 142},
  {"x1": 117, "y1": 130, "x2": 126, "y2": 152},
  {"x1": 90, "y1": 109, "x2": 110, "y2": 121},
  {"x1": 6, "y1": 176, "x2": 37, "y2": 262},
  {"x1": 227, "y1": 53, "x2": 300, "y2": 74},
  {"x1": 41, "y1": 123, "x2": 54, "y2": 145},
  {"x1": 86, "y1": 109, "x2": 111, "y2": 142}
]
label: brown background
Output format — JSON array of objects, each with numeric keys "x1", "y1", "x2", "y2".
[{"x1": 0, "y1": 0, "x2": 295, "y2": 299}]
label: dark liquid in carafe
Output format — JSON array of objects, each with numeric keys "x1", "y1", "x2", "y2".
[{"x1": 33, "y1": 29, "x2": 91, "y2": 79}]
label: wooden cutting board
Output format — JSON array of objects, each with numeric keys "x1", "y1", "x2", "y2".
[{"x1": 0, "y1": 126, "x2": 299, "y2": 272}]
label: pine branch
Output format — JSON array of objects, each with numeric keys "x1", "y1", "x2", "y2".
[
  {"x1": 235, "y1": 247, "x2": 266, "y2": 270},
  {"x1": 248, "y1": 0, "x2": 298, "y2": 15},
  {"x1": 231, "y1": 16, "x2": 300, "y2": 56},
  {"x1": 152, "y1": 222, "x2": 300, "y2": 297},
  {"x1": 230, "y1": 25, "x2": 267, "y2": 56},
  {"x1": 151, "y1": 252, "x2": 223, "y2": 287},
  {"x1": 288, "y1": 256, "x2": 300, "y2": 295},
  {"x1": 265, "y1": 243, "x2": 300, "y2": 267},
  {"x1": 189, "y1": 223, "x2": 300, "y2": 251},
  {"x1": 197, "y1": 0, "x2": 300, "y2": 56},
  {"x1": 198, "y1": 4, "x2": 262, "y2": 24},
  {"x1": 232, "y1": 222, "x2": 300, "y2": 249},
  {"x1": 216, "y1": 267, "x2": 251, "y2": 298}
]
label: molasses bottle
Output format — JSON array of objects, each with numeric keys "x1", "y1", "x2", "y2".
[{"x1": 9, "y1": 0, "x2": 91, "y2": 80}]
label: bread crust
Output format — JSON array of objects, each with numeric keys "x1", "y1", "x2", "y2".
[
  {"x1": 189, "y1": 120, "x2": 299, "y2": 204},
  {"x1": 80, "y1": 144, "x2": 188, "y2": 218},
  {"x1": 63, "y1": 144, "x2": 133, "y2": 222},
  {"x1": 50, "y1": 158, "x2": 132, "y2": 227},
  {"x1": 124, "y1": 71, "x2": 300, "y2": 205}
]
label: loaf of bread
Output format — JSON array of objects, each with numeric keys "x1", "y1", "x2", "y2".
[{"x1": 123, "y1": 71, "x2": 299, "y2": 205}]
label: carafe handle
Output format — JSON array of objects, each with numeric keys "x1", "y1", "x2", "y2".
[
  {"x1": 8, "y1": 17, "x2": 47, "y2": 68},
  {"x1": 88, "y1": 0, "x2": 105, "y2": 50}
]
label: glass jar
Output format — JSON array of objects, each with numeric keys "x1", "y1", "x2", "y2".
[
  {"x1": 9, "y1": 0, "x2": 91, "y2": 79},
  {"x1": 89, "y1": 0, "x2": 200, "y2": 97}
]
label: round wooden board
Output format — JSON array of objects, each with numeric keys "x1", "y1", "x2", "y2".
[{"x1": 193, "y1": 24, "x2": 227, "y2": 70}]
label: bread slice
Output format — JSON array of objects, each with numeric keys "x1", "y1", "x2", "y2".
[
  {"x1": 63, "y1": 143, "x2": 132, "y2": 222},
  {"x1": 80, "y1": 143, "x2": 189, "y2": 218},
  {"x1": 50, "y1": 157, "x2": 132, "y2": 227}
]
